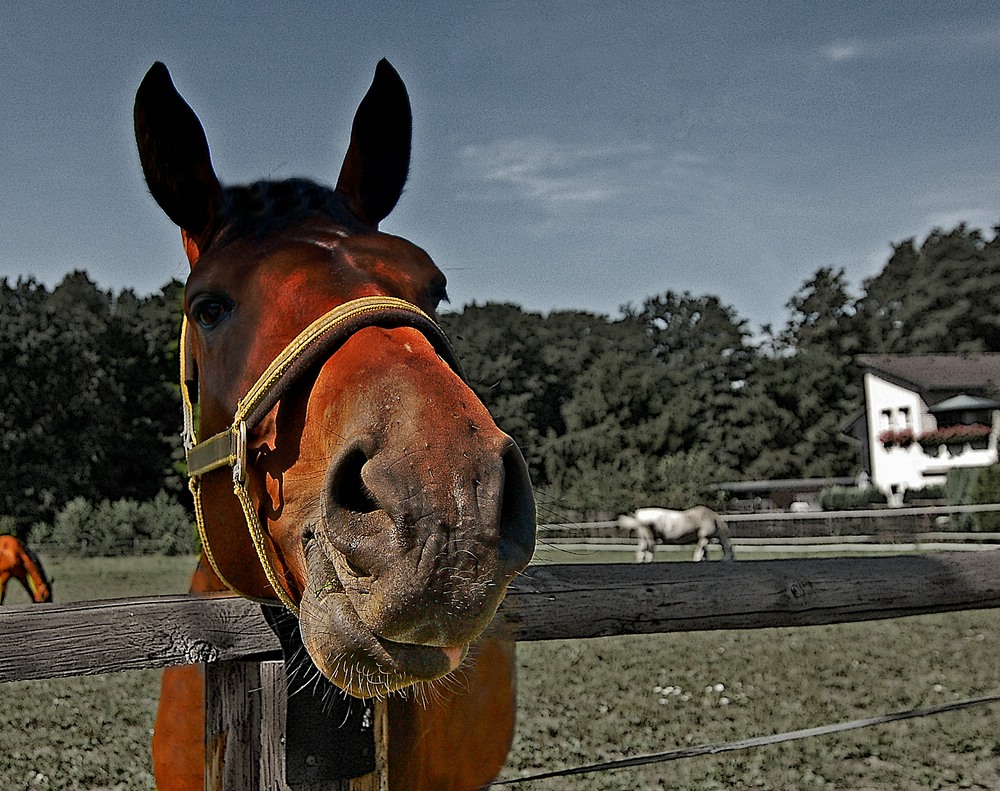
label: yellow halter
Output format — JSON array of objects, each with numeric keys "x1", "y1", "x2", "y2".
[{"x1": 180, "y1": 295, "x2": 463, "y2": 614}]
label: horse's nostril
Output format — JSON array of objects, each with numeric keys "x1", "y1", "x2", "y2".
[
  {"x1": 497, "y1": 443, "x2": 537, "y2": 575},
  {"x1": 330, "y1": 448, "x2": 380, "y2": 515}
]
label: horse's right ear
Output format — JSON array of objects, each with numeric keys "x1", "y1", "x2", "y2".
[{"x1": 134, "y1": 62, "x2": 222, "y2": 264}]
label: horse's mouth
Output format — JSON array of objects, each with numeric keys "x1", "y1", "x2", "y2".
[{"x1": 297, "y1": 537, "x2": 472, "y2": 698}]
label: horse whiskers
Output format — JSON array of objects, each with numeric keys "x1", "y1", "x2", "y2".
[
  {"x1": 287, "y1": 621, "x2": 491, "y2": 710},
  {"x1": 509, "y1": 564, "x2": 537, "y2": 582},
  {"x1": 314, "y1": 648, "x2": 397, "y2": 703},
  {"x1": 408, "y1": 678, "x2": 440, "y2": 710},
  {"x1": 531, "y1": 497, "x2": 579, "y2": 527},
  {"x1": 283, "y1": 645, "x2": 329, "y2": 701},
  {"x1": 283, "y1": 645, "x2": 360, "y2": 715},
  {"x1": 441, "y1": 658, "x2": 475, "y2": 695}
]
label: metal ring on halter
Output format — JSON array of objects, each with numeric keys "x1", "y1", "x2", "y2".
[{"x1": 179, "y1": 295, "x2": 465, "y2": 613}]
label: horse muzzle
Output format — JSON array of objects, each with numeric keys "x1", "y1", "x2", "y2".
[{"x1": 297, "y1": 431, "x2": 535, "y2": 695}]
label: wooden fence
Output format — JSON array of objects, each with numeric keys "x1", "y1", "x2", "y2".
[{"x1": 3, "y1": 551, "x2": 1000, "y2": 788}]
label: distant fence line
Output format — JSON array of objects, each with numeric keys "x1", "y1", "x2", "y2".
[
  {"x1": 19, "y1": 503, "x2": 1000, "y2": 557},
  {"x1": 538, "y1": 503, "x2": 1000, "y2": 541},
  {"x1": 31, "y1": 537, "x2": 194, "y2": 557}
]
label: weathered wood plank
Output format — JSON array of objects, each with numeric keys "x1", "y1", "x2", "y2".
[
  {"x1": 490, "y1": 551, "x2": 1000, "y2": 640},
  {"x1": 207, "y1": 660, "x2": 388, "y2": 790},
  {"x1": 0, "y1": 593, "x2": 278, "y2": 681},
  {"x1": 205, "y1": 660, "x2": 261, "y2": 790},
  {"x1": 2, "y1": 552, "x2": 999, "y2": 682}
]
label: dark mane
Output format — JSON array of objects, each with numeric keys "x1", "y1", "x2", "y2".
[
  {"x1": 211, "y1": 178, "x2": 364, "y2": 249},
  {"x1": 21, "y1": 541, "x2": 51, "y2": 589}
]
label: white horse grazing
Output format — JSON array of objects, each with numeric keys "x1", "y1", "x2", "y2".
[{"x1": 618, "y1": 505, "x2": 734, "y2": 562}]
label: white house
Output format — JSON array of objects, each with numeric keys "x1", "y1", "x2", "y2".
[{"x1": 844, "y1": 354, "x2": 1000, "y2": 499}]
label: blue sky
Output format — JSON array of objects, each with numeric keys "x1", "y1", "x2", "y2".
[{"x1": 1, "y1": 1, "x2": 998, "y2": 331}]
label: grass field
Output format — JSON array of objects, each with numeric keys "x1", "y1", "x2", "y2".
[
  {"x1": 0, "y1": 556, "x2": 194, "y2": 791},
  {"x1": 2, "y1": 550, "x2": 999, "y2": 789}
]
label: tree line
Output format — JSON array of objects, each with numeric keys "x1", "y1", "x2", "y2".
[
  {"x1": 443, "y1": 223, "x2": 1000, "y2": 515},
  {"x1": 2, "y1": 222, "x2": 999, "y2": 540}
]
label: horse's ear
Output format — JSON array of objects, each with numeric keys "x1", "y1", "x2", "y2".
[
  {"x1": 336, "y1": 59, "x2": 412, "y2": 227},
  {"x1": 134, "y1": 62, "x2": 222, "y2": 263}
]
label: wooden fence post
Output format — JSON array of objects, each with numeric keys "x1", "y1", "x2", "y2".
[{"x1": 205, "y1": 659, "x2": 388, "y2": 791}]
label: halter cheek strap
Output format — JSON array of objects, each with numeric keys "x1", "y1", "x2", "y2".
[{"x1": 180, "y1": 295, "x2": 464, "y2": 614}]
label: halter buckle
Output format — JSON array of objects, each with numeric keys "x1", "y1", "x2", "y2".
[{"x1": 232, "y1": 421, "x2": 248, "y2": 487}]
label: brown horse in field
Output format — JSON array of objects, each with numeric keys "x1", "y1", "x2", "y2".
[
  {"x1": 135, "y1": 60, "x2": 536, "y2": 790},
  {"x1": 0, "y1": 535, "x2": 52, "y2": 604}
]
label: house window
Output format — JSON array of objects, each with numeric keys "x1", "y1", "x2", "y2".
[
  {"x1": 880, "y1": 409, "x2": 892, "y2": 431},
  {"x1": 899, "y1": 407, "x2": 911, "y2": 430}
]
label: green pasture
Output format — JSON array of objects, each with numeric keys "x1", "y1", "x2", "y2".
[
  {"x1": 0, "y1": 556, "x2": 193, "y2": 791},
  {"x1": 1, "y1": 552, "x2": 999, "y2": 790}
]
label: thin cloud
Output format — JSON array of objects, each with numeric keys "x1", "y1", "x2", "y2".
[
  {"x1": 458, "y1": 137, "x2": 648, "y2": 211},
  {"x1": 819, "y1": 24, "x2": 1000, "y2": 65},
  {"x1": 822, "y1": 41, "x2": 863, "y2": 62}
]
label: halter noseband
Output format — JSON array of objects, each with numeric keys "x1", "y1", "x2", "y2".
[{"x1": 180, "y1": 295, "x2": 464, "y2": 613}]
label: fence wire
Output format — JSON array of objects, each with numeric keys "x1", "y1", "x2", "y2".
[{"x1": 493, "y1": 691, "x2": 1000, "y2": 786}]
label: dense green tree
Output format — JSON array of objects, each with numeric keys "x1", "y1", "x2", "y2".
[
  {"x1": 856, "y1": 225, "x2": 1000, "y2": 353},
  {"x1": 627, "y1": 291, "x2": 755, "y2": 472},
  {"x1": 1, "y1": 274, "x2": 107, "y2": 527},
  {"x1": 441, "y1": 304, "x2": 634, "y2": 490},
  {"x1": 0, "y1": 273, "x2": 183, "y2": 531},
  {"x1": 540, "y1": 340, "x2": 661, "y2": 511},
  {"x1": 35, "y1": 491, "x2": 194, "y2": 555},
  {"x1": 538, "y1": 291, "x2": 754, "y2": 512},
  {"x1": 750, "y1": 268, "x2": 861, "y2": 477}
]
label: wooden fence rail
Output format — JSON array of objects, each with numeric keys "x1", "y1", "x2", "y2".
[{"x1": 3, "y1": 552, "x2": 1000, "y2": 683}]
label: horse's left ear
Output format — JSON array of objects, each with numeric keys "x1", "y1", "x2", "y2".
[
  {"x1": 134, "y1": 62, "x2": 222, "y2": 263},
  {"x1": 336, "y1": 59, "x2": 412, "y2": 228}
]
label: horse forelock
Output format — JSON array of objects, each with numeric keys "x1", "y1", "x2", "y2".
[{"x1": 209, "y1": 178, "x2": 365, "y2": 251}]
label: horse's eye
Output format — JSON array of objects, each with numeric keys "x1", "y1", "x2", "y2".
[{"x1": 190, "y1": 296, "x2": 232, "y2": 330}]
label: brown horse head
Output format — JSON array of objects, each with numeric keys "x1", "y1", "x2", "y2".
[{"x1": 134, "y1": 61, "x2": 535, "y2": 696}]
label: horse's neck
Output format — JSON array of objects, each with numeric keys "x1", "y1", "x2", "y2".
[
  {"x1": 18, "y1": 550, "x2": 48, "y2": 602},
  {"x1": 189, "y1": 554, "x2": 227, "y2": 594}
]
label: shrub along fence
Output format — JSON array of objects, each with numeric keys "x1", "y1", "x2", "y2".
[
  {"x1": 2, "y1": 552, "x2": 1000, "y2": 788},
  {"x1": 21, "y1": 491, "x2": 196, "y2": 556}
]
